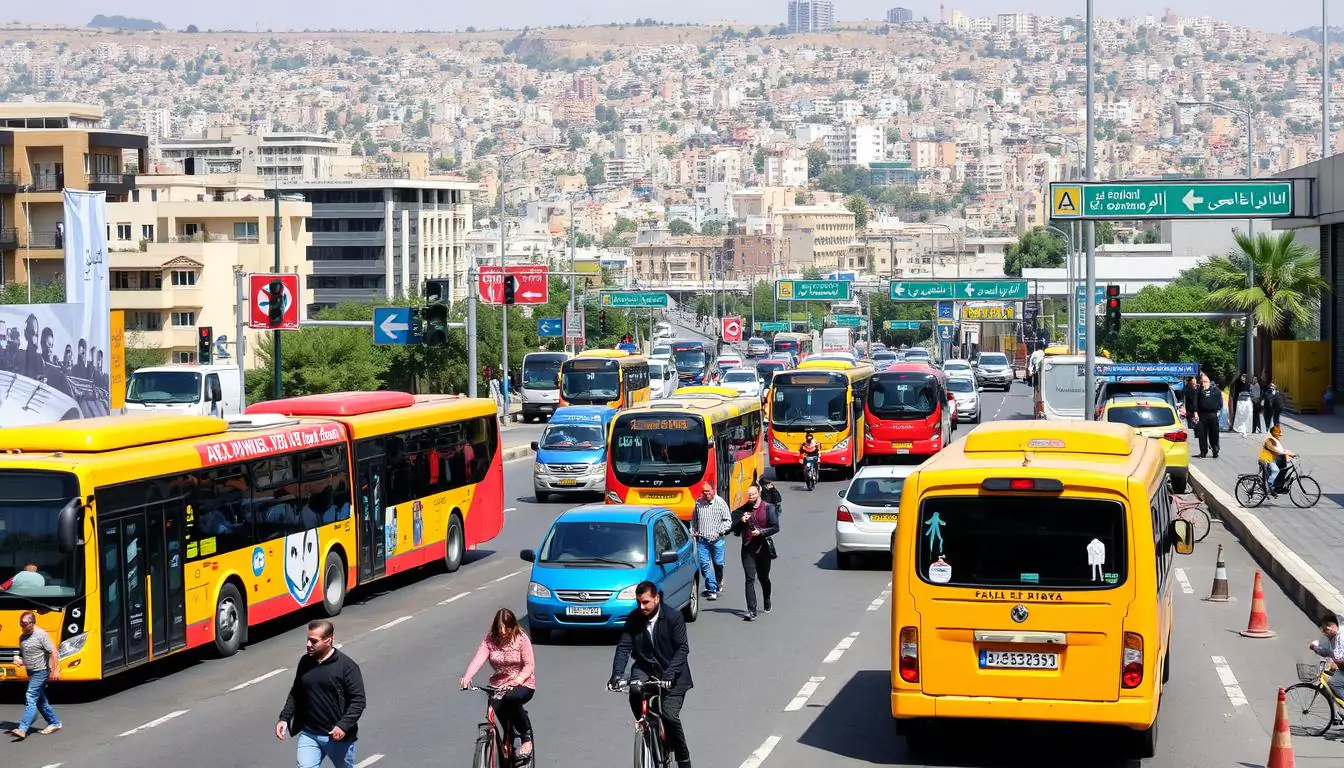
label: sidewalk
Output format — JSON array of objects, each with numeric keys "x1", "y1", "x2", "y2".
[{"x1": 1187, "y1": 413, "x2": 1344, "y2": 622}]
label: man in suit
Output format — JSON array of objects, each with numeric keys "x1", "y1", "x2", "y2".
[
  {"x1": 1193, "y1": 371, "x2": 1224, "y2": 459},
  {"x1": 609, "y1": 581, "x2": 694, "y2": 768}
]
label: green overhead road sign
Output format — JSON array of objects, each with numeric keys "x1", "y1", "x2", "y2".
[
  {"x1": 889, "y1": 280, "x2": 1028, "y2": 301},
  {"x1": 884, "y1": 320, "x2": 923, "y2": 331},
  {"x1": 755, "y1": 321, "x2": 790, "y2": 332},
  {"x1": 1049, "y1": 180, "x2": 1306, "y2": 220},
  {"x1": 600, "y1": 291, "x2": 669, "y2": 308},
  {"x1": 831, "y1": 314, "x2": 863, "y2": 327},
  {"x1": 776, "y1": 280, "x2": 851, "y2": 301}
]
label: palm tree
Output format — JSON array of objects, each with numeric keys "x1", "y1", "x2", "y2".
[{"x1": 1203, "y1": 231, "x2": 1330, "y2": 382}]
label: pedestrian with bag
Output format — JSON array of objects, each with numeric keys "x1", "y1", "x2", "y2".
[
  {"x1": 276, "y1": 620, "x2": 366, "y2": 768},
  {"x1": 732, "y1": 485, "x2": 780, "y2": 622},
  {"x1": 690, "y1": 482, "x2": 731, "y2": 601}
]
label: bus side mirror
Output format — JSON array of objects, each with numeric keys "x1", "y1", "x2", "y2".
[
  {"x1": 57, "y1": 498, "x2": 83, "y2": 554},
  {"x1": 1170, "y1": 518, "x2": 1194, "y2": 555}
]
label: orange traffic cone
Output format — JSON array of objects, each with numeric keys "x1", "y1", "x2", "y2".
[
  {"x1": 1266, "y1": 687, "x2": 1296, "y2": 768},
  {"x1": 1239, "y1": 570, "x2": 1277, "y2": 638},
  {"x1": 1205, "y1": 544, "x2": 1231, "y2": 602}
]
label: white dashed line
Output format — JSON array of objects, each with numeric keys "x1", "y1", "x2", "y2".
[
  {"x1": 1211, "y1": 656, "x2": 1248, "y2": 708},
  {"x1": 354, "y1": 755, "x2": 385, "y2": 768},
  {"x1": 867, "y1": 595, "x2": 887, "y2": 611},
  {"x1": 40, "y1": 763, "x2": 63, "y2": 768},
  {"x1": 118, "y1": 710, "x2": 190, "y2": 737},
  {"x1": 491, "y1": 568, "x2": 525, "y2": 583},
  {"x1": 226, "y1": 668, "x2": 287, "y2": 693},
  {"x1": 1174, "y1": 567, "x2": 1194, "y2": 595},
  {"x1": 739, "y1": 735, "x2": 781, "y2": 767},
  {"x1": 823, "y1": 632, "x2": 860, "y2": 664},
  {"x1": 785, "y1": 676, "x2": 825, "y2": 712},
  {"x1": 504, "y1": 507, "x2": 518, "y2": 513},
  {"x1": 439, "y1": 592, "x2": 471, "y2": 606},
  {"x1": 371, "y1": 615, "x2": 414, "y2": 632}
]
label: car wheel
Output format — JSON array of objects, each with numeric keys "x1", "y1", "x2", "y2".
[
  {"x1": 1169, "y1": 475, "x2": 1187, "y2": 494},
  {"x1": 683, "y1": 574, "x2": 700, "y2": 622},
  {"x1": 536, "y1": 491, "x2": 550, "y2": 503},
  {"x1": 529, "y1": 625, "x2": 553, "y2": 643},
  {"x1": 836, "y1": 550, "x2": 857, "y2": 570}
]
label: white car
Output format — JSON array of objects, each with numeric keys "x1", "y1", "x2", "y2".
[
  {"x1": 941, "y1": 359, "x2": 972, "y2": 377},
  {"x1": 836, "y1": 465, "x2": 916, "y2": 568},
  {"x1": 945, "y1": 374, "x2": 979, "y2": 423},
  {"x1": 650, "y1": 344, "x2": 672, "y2": 363},
  {"x1": 650, "y1": 360, "x2": 679, "y2": 398},
  {"x1": 903, "y1": 348, "x2": 932, "y2": 364},
  {"x1": 717, "y1": 354, "x2": 743, "y2": 372},
  {"x1": 720, "y1": 368, "x2": 761, "y2": 399}
]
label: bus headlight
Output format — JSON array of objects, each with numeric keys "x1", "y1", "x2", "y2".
[
  {"x1": 833, "y1": 437, "x2": 851, "y2": 452},
  {"x1": 606, "y1": 490, "x2": 623, "y2": 503},
  {"x1": 771, "y1": 438, "x2": 788, "y2": 452},
  {"x1": 58, "y1": 632, "x2": 87, "y2": 659}
]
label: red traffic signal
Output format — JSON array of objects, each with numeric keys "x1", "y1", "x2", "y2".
[
  {"x1": 1105, "y1": 284, "x2": 1120, "y2": 298},
  {"x1": 1107, "y1": 298, "x2": 1120, "y2": 310}
]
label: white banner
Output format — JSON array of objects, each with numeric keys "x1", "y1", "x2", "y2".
[
  {"x1": 62, "y1": 189, "x2": 111, "y2": 415},
  {"x1": 0, "y1": 302, "x2": 111, "y2": 425}
]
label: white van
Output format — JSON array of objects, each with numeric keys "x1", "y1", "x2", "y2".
[{"x1": 123, "y1": 364, "x2": 243, "y2": 416}]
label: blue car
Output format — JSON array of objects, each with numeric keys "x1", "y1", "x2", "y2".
[{"x1": 520, "y1": 504, "x2": 701, "y2": 642}]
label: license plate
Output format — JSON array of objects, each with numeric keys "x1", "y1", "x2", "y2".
[
  {"x1": 869, "y1": 513, "x2": 898, "y2": 523},
  {"x1": 565, "y1": 606, "x2": 601, "y2": 616},
  {"x1": 643, "y1": 492, "x2": 678, "y2": 500},
  {"x1": 891, "y1": 442, "x2": 912, "y2": 449},
  {"x1": 979, "y1": 650, "x2": 1059, "y2": 669},
  {"x1": 557, "y1": 479, "x2": 578, "y2": 487}
]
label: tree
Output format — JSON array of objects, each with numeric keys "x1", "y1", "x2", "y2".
[
  {"x1": 700, "y1": 220, "x2": 723, "y2": 237},
  {"x1": 1203, "y1": 231, "x2": 1330, "y2": 380},
  {"x1": 1, "y1": 281, "x2": 65, "y2": 304},
  {"x1": 806, "y1": 147, "x2": 830, "y2": 179},
  {"x1": 185, "y1": 24, "x2": 199, "y2": 33},
  {"x1": 584, "y1": 154, "x2": 606, "y2": 187},
  {"x1": 1003, "y1": 228, "x2": 1067, "y2": 276},
  {"x1": 1096, "y1": 221, "x2": 1117, "y2": 245},
  {"x1": 668, "y1": 219, "x2": 694, "y2": 236},
  {"x1": 753, "y1": 147, "x2": 766, "y2": 174},
  {"x1": 575, "y1": 232, "x2": 595, "y2": 248},
  {"x1": 245, "y1": 303, "x2": 390, "y2": 402},
  {"x1": 520, "y1": 84, "x2": 539, "y2": 100},
  {"x1": 1102, "y1": 283, "x2": 1239, "y2": 384},
  {"x1": 844, "y1": 195, "x2": 869, "y2": 231}
]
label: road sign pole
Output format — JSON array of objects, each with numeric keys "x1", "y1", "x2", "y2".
[
  {"x1": 235, "y1": 267, "x2": 246, "y2": 409},
  {"x1": 272, "y1": 181, "x2": 282, "y2": 400},
  {"x1": 467, "y1": 266, "x2": 478, "y2": 398}
]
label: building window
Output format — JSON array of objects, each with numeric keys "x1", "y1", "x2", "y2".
[
  {"x1": 170, "y1": 270, "x2": 197, "y2": 287},
  {"x1": 233, "y1": 221, "x2": 259, "y2": 241},
  {"x1": 151, "y1": 189, "x2": 159, "y2": 202},
  {"x1": 174, "y1": 351, "x2": 195, "y2": 364},
  {"x1": 115, "y1": 224, "x2": 133, "y2": 241},
  {"x1": 171, "y1": 311, "x2": 197, "y2": 327},
  {"x1": 114, "y1": 271, "x2": 131, "y2": 289},
  {"x1": 142, "y1": 224, "x2": 154, "y2": 242}
]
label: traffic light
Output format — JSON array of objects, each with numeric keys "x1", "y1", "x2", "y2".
[
  {"x1": 503, "y1": 274, "x2": 517, "y2": 305},
  {"x1": 267, "y1": 279, "x2": 285, "y2": 327},
  {"x1": 1104, "y1": 284, "x2": 1121, "y2": 334},
  {"x1": 421, "y1": 304, "x2": 448, "y2": 346},
  {"x1": 598, "y1": 309, "x2": 607, "y2": 336},
  {"x1": 197, "y1": 326, "x2": 213, "y2": 365},
  {"x1": 424, "y1": 278, "x2": 450, "y2": 305}
]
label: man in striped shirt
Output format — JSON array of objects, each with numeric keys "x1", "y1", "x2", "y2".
[{"x1": 690, "y1": 483, "x2": 731, "y2": 601}]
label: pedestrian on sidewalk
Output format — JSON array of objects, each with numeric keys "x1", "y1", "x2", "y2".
[
  {"x1": 731, "y1": 485, "x2": 780, "y2": 622},
  {"x1": 1193, "y1": 371, "x2": 1223, "y2": 459},
  {"x1": 1264, "y1": 380, "x2": 1285, "y2": 430},
  {"x1": 460, "y1": 608, "x2": 536, "y2": 764},
  {"x1": 1182, "y1": 376, "x2": 1199, "y2": 428},
  {"x1": 1249, "y1": 376, "x2": 1264, "y2": 433},
  {"x1": 690, "y1": 482, "x2": 732, "y2": 600},
  {"x1": 9, "y1": 611, "x2": 61, "y2": 740},
  {"x1": 276, "y1": 620, "x2": 366, "y2": 768},
  {"x1": 1231, "y1": 373, "x2": 1251, "y2": 436}
]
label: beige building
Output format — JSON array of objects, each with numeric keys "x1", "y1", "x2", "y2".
[
  {"x1": 106, "y1": 174, "x2": 312, "y2": 366},
  {"x1": 777, "y1": 205, "x2": 856, "y2": 273},
  {"x1": 631, "y1": 234, "x2": 724, "y2": 286}
]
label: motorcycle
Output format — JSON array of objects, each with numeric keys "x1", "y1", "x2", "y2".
[{"x1": 804, "y1": 454, "x2": 819, "y2": 491}]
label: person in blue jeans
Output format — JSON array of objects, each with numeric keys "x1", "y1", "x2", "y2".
[
  {"x1": 10, "y1": 610, "x2": 62, "y2": 739},
  {"x1": 277, "y1": 620, "x2": 366, "y2": 768},
  {"x1": 689, "y1": 482, "x2": 731, "y2": 601}
]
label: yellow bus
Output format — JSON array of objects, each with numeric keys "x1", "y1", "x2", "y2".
[
  {"x1": 0, "y1": 392, "x2": 504, "y2": 681},
  {"x1": 606, "y1": 386, "x2": 766, "y2": 519},
  {"x1": 768, "y1": 359, "x2": 875, "y2": 478},
  {"x1": 559, "y1": 350, "x2": 652, "y2": 409},
  {"x1": 889, "y1": 421, "x2": 1194, "y2": 759}
]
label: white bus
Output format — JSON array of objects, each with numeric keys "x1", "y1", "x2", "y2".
[{"x1": 1033, "y1": 353, "x2": 1112, "y2": 420}]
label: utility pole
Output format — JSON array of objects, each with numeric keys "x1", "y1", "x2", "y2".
[
  {"x1": 467, "y1": 265, "x2": 478, "y2": 397},
  {"x1": 272, "y1": 177, "x2": 282, "y2": 400},
  {"x1": 1084, "y1": 0, "x2": 1097, "y2": 418},
  {"x1": 234, "y1": 267, "x2": 246, "y2": 405},
  {"x1": 568, "y1": 197, "x2": 578, "y2": 355}
]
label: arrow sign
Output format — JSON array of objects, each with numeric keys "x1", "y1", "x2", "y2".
[
  {"x1": 479, "y1": 265, "x2": 549, "y2": 305},
  {"x1": 1182, "y1": 189, "x2": 1203, "y2": 211},
  {"x1": 373, "y1": 307, "x2": 416, "y2": 345},
  {"x1": 537, "y1": 318, "x2": 563, "y2": 337}
]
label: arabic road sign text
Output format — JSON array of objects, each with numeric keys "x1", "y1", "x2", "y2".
[
  {"x1": 831, "y1": 314, "x2": 863, "y2": 327},
  {"x1": 564, "y1": 309, "x2": 584, "y2": 341},
  {"x1": 755, "y1": 321, "x2": 790, "y2": 332},
  {"x1": 889, "y1": 280, "x2": 1028, "y2": 301},
  {"x1": 478, "y1": 265, "x2": 549, "y2": 305},
  {"x1": 600, "y1": 292, "x2": 669, "y2": 308},
  {"x1": 1049, "y1": 180, "x2": 1301, "y2": 220},
  {"x1": 776, "y1": 280, "x2": 851, "y2": 301},
  {"x1": 883, "y1": 320, "x2": 922, "y2": 331},
  {"x1": 961, "y1": 303, "x2": 1017, "y2": 321}
]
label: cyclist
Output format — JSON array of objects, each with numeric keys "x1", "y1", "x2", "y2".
[
  {"x1": 608, "y1": 581, "x2": 694, "y2": 768},
  {"x1": 1258, "y1": 425, "x2": 1296, "y2": 495},
  {"x1": 1309, "y1": 614, "x2": 1344, "y2": 703},
  {"x1": 460, "y1": 608, "x2": 536, "y2": 764}
]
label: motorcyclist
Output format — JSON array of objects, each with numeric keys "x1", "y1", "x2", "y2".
[{"x1": 799, "y1": 430, "x2": 820, "y2": 481}]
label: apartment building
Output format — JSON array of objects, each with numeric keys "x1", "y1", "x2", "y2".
[
  {"x1": 631, "y1": 234, "x2": 724, "y2": 285},
  {"x1": 106, "y1": 173, "x2": 312, "y2": 365},
  {"x1": 762, "y1": 145, "x2": 808, "y2": 187},
  {"x1": 824, "y1": 125, "x2": 884, "y2": 167},
  {"x1": 886, "y1": 7, "x2": 913, "y2": 23},
  {"x1": 0, "y1": 102, "x2": 149, "y2": 284},
  {"x1": 158, "y1": 125, "x2": 361, "y2": 182},
  {"x1": 787, "y1": 0, "x2": 835, "y2": 33},
  {"x1": 777, "y1": 205, "x2": 856, "y2": 272}
]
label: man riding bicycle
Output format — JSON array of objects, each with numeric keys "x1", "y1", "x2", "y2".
[
  {"x1": 1258, "y1": 425, "x2": 1296, "y2": 495},
  {"x1": 608, "y1": 582, "x2": 694, "y2": 768},
  {"x1": 1309, "y1": 614, "x2": 1344, "y2": 704}
]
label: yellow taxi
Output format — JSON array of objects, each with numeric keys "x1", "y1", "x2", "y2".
[{"x1": 1101, "y1": 395, "x2": 1189, "y2": 493}]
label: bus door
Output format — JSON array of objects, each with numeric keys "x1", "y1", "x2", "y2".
[
  {"x1": 145, "y1": 499, "x2": 188, "y2": 658},
  {"x1": 98, "y1": 513, "x2": 150, "y2": 672},
  {"x1": 357, "y1": 454, "x2": 388, "y2": 581}
]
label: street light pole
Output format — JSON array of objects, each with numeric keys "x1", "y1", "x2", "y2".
[
  {"x1": 1084, "y1": 0, "x2": 1097, "y2": 419},
  {"x1": 496, "y1": 144, "x2": 558, "y2": 404},
  {"x1": 1326, "y1": 0, "x2": 1333, "y2": 159}
]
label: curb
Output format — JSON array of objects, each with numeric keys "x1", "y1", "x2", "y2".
[
  {"x1": 1189, "y1": 464, "x2": 1344, "y2": 622},
  {"x1": 503, "y1": 445, "x2": 533, "y2": 463}
]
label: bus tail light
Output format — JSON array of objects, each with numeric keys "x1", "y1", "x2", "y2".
[
  {"x1": 1162, "y1": 431, "x2": 1187, "y2": 443},
  {"x1": 837, "y1": 505, "x2": 852, "y2": 522},
  {"x1": 1121, "y1": 632, "x2": 1144, "y2": 688},
  {"x1": 898, "y1": 627, "x2": 920, "y2": 683}
]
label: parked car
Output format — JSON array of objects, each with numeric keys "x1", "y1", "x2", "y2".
[
  {"x1": 835, "y1": 465, "x2": 916, "y2": 569},
  {"x1": 972, "y1": 352, "x2": 1014, "y2": 391},
  {"x1": 520, "y1": 504, "x2": 700, "y2": 642},
  {"x1": 746, "y1": 337, "x2": 771, "y2": 358},
  {"x1": 721, "y1": 368, "x2": 762, "y2": 399},
  {"x1": 941, "y1": 358, "x2": 972, "y2": 377}
]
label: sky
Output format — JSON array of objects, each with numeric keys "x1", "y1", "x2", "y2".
[{"x1": 7, "y1": 2, "x2": 1325, "y2": 37}]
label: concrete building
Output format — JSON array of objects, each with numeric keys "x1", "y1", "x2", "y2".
[
  {"x1": 158, "y1": 125, "x2": 360, "y2": 182},
  {"x1": 886, "y1": 7, "x2": 913, "y2": 23},
  {"x1": 762, "y1": 145, "x2": 808, "y2": 187},
  {"x1": 632, "y1": 233, "x2": 724, "y2": 286},
  {"x1": 777, "y1": 205, "x2": 856, "y2": 272},
  {"x1": 0, "y1": 102, "x2": 149, "y2": 284},
  {"x1": 824, "y1": 124, "x2": 884, "y2": 167},
  {"x1": 106, "y1": 173, "x2": 312, "y2": 365},
  {"x1": 787, "y1": 0, "x2": 834, "y2": 33}
]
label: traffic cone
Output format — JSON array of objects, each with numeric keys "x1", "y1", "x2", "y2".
[
  {"x1": 1266, "y1": 687, "x2": 1296, "y2": 768},
  {"x1": 1204, "y1": 544, "x2": 1231, "y2": 602},
  {"x1": 1239, "y1": 570, "x2": 1277, "y2": 638}
]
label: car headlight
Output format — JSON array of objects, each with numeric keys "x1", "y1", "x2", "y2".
[
  {"x1": 617, "y1": 584, "x2": 639, "y2": 600},
  {"x1": 527, "y1": 581, "x2": 552, "y2": 599},
  {"x1": 58, "y1": 632, "x2": 87, "y2": 659},
  {"x1": 590, "y1": 462, "x2": 606, "y2": 475},
  {"x1": 534, "y1": 463, "x2": 546, "y2": 475}
]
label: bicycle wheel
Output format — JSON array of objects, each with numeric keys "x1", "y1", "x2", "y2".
[
  {"x1": 633, "y1": 728, "x2": 655, "y2": 768},
  {"x1": 1284, "y1": 682, "x2": 1336, "y2": 737},
  {"x1": 1186, "y1": 505, "x2": 1212, "y2": 543},
  {"x1": 1234, "y1": 475, "x2": 1267, "y2": 508},
  {"x1": 474, "y1": 732, "x2": 498, "y2": 768},
  {"x1": 1290, "y1": 476, "x2": 1322, "y2": 509}
]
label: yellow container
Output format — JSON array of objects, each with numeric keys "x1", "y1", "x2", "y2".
[{"x1": 1271, "y1": 340, "x2": 1332, "y2": 413}]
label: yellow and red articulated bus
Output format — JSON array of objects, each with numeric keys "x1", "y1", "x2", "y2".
[{"x1": 0, "y1": 391, "x2": 503, "y2": 683}]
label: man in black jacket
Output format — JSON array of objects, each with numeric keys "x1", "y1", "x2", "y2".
[
  {"x1": 1193, "y1": 371, "x2": 1224, "y2": 459},
  {"x1": 609, "y1": 582, "x2": 694, "y2": 768},
  {"x1": 277, "y1": 620, "x2": 367, "y2": 768}
]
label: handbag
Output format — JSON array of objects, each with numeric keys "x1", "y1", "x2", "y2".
[{"x1": 765, "y1": 537, "x2": 778, "y2": 560}]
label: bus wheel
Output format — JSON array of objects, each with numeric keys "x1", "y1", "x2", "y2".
[
  {"x1": 322, "y1": 551, "x2": 347, "y2": 617},
  {"x1": 213, "y1": 583, "x2": 245, "y2": 657},
  {"x1": 444, "y1": 513, "x2": 465, "y2": 573}
]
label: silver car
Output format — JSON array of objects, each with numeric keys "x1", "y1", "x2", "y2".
[
  {"x1": 945, "y1": 374, "x2": 979, "y2": 423},
  {"x1": 973, "y1": 352, "x2": 1013, "y2": 391},
  {"x1": 835, "y1": 465, "x2": 915, "y2": 568}
]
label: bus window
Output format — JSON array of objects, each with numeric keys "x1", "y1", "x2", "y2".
[
  {"x1": 773, "y1": 386, "x2": 848, "y2": 431},
  {"x1": 610, "y1": 415, "x2": 708, "y2": 488}
]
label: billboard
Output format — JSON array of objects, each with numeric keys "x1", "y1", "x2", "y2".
[
  {"x1": 62, "y1": 189, "x2": 112, "y2": 404},
  {"x1": 0, "y1": 302, "x2": 112, "y2": 426}
]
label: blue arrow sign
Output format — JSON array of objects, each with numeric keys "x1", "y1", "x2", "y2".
[
  {"x1": 537, "y1": 318, "x2": 563, "y2": 337},
  {"x1": 373, "y1": 307, "x2": 416, "y2": 345}
]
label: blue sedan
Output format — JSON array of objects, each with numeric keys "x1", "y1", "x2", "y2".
[{"x1": 520, "y1": 504, "x2": 701, "y2": 642}]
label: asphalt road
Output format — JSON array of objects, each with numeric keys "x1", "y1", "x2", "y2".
[{"x1": 6, "y1": 380, "x2": 1342, "y2": 768}]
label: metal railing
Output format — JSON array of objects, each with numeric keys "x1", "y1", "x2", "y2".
[
  {"x1": 0, "y1": 171, "x2": 17, "y2": 186},
  {"x1": 88, "y1": 172, "x2": 130, "y2": 185},
  {"x1": 27, "y1": 231, "x2": 62, "y2": 248},
  {"x1": 30, "y1": 174, "x2": 63, "y2": 191},
  {"x1": 0, "y1": 227, "x2": 16, "y2": 246}
]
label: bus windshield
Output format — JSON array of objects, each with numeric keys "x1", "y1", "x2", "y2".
[
  {"x1": 0, "y1": 471, "x2": 80, "y2": 609},
  {"x1": 126, "y1": 371, "x2": 200, "y2": 404},
  {"x1": 522, "y1": 358, "x2": 565, "y2": 391},
  {"x1": 869, "y1": 373, "x2": 940, "y2": 420},
  {"x1": 540, "y1": 424, "x2": 607, "y2": 450},
  {"x1": 610, "y1": 414, "x2": 707, "y2": 487},
  {"x1": 561, "y1": 362, "x2": 620, "y2": 403},
  {"x1": 772, "y1": 383, "x2": 849, "y2": 431},
  {"x1": 672, "y1": 348, "x2": 707, "y2": 373}
]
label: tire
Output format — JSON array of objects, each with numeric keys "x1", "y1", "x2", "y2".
[
  {"x1": 634, "y1": 730, "x2": 655, "y2": 768},
  {"x1": 529, "y1": 625, "x2": 553, "y2": 644},
  {"x1": 1290, "y1": 476, "x2": 1322, "y2": 508},
  {"x1": 1162, "y1": 648, "x2": 1170, "y2": 684},
  {"x1": 212, "y1": 583, "x2": 245, "y2": 657},
  {"x1": 473, "y1": 733, "x2": 498, "y2": 768},
  {"x1": 1190, "y1": 508, "x2": 1212, "y2": 543},
  {"x1": 836, "y1": 550, "x2": 857, "y2": 570},
  {"x1": 535, "y1": 492, "x2": 550, "y2": 504},
  {"x1": 1285, "y1": 682, "x2": 1336, "y2": 737},
  {"x1": 1234, "y1": 475, "x2": 1266, "y2": 508},
  {"x1": 322, "y1": 550, "x2": 347, "y2": 617},
  {"x1": 682, "y1": 574, "x2": 700, "y2": 622},
  {"x1": 444, "y1": 512, "x2": 465, "y2": 573},
  {"x1": 1169, "y1": 475, "x2": 1188, "y2": 494}
]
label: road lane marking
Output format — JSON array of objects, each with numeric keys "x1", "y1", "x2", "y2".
[
  {"x1": 739, "y1": 735, "x2": 781, "y2": 767},
  {"x1": 823, "y1": 632, "x2": 860, "y2": 663},
  {"x1": 118, "y1": 710, "x2": 190, "y2": 737},
  {"x1": 504, "y1": 507, "x2": 518, "y2": 513},
  {"x1": 1211, "y1": 656, "x2": 1248, "y2": 707},
  {"x1": 41, "y1": 763, "x2": 63, "y2": 768},
  {"x1": 492, "y1": 568, "x2": 524, "y2": 583},
  {"x1": 439, "y1": 592, "x2": 471, "y2": 606},
  {"x1": 785, "y1": 676, "x2": 825, "y2": 711},
  {"x1": 371, "y1": 615, "x2": 414, "y2": 632},
  {"x1": 226, "y1": 667, "x2": 286, "y2": 692},
  {"x1": 354, "y1": 755, "x2": 385, "y2": 768},
  {"x1": 1174, "y1": 567, "x2": 1194, "y2": 595},
  {"x1": 867, "y1": 597, "x2": 886, "y2": 611}
]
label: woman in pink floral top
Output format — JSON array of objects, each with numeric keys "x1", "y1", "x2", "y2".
[{"x1": 460, "y1": 608, "x2": 537, "y2": 762}]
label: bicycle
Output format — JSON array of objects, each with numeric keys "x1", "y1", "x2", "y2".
[
  {"x1": 611, "y1": 678, "x2": 673, "y2": 768},
  {"x1": 1234, "y1": 458, "x2": 1322, "y2": 509},
  {"x1": 1169, "y1": 489, "x2": 1212, "y2": 543},
  {"x1": 465, "y1": 684, "x2": 531, "y2": 768},
  {"x1": 1284, "y1": 661, "x2": 1344, "y2": 736},
  {"x1": 803, "y1": 454, "x2": 819, "y2": 491}
]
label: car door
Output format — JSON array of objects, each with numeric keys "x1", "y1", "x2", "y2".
[
  {"x1": 664, "y1": 515, "x2": 696, "y2": 601},
  {"x1": 651, "y1": 516, "x2": 676, "y2": 597}
]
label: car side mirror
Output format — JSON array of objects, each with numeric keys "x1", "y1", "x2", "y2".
[
  {"x1": 530, "y1": 441, "x2": 539, "y2": 451},
  {"x1": 520, "y1": 549, "x2": 537, "y2": 562},
  {"x1": 838, "y1": 489, "x2": 847, "y2": 498},
  {"x1": 1170, "y1": 519, "x2": 1194, "y2": 555},
  {"x1": 656, "y1": 549, "x2": 679, "y2": 565}
]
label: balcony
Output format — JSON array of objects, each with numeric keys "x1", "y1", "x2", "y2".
[
  {"x1": 30, "y1": 173, "x2": 63, "y2": 192},
  {"x1": 88, "y1": 172, "x2": 137, "y2": 194},
  {"x1": 27, "y1": 231, "x2": 63, "y2": 249},
  {"x1": 0, "y1": 228, "x2": 15, "y2": 249},
  {"x1": 111, "y1": 287, "x2": 202, "y2": 311},
  {"x1": 0, "y1": 172, "x2": 16, "y2": 193}
]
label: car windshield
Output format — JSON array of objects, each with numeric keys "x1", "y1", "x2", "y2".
[
  {"x1": 561, "y1": 361, "x2": 620, "y2": 403},
  {"x1": 748, "y1": 338, "x2": 766, "y2": 346},
  {"x1": 846, "y1": 475, "x2": 906, "y2": 506},
  {"x1": 540, "y1": 424, "x2": 607, "y2": 450},
  {"x1": 673, "y1": 349, "x2": 708, "y2": 372},
  {"x1": 522, "y1": 358, "x2": 564, "y2": 391},
  {"x1": 125, "y1": 370, "x2": 200, "y2": 404},
  {"x1": 873, "y1": 352, "x2": 897, "y2": 360},
  {"x1": 946, "y1": 378, "x2": 975, "y2": 393},
  {"x1": 905, "y1": 350, "x2": 929, "y2": 360},
  {"x1": 651, "y1": 346, "x2": 670, "y2": 358},
  {"x1": 0, "y1": 471, "x2": 80, "y2": 609},
  {"x1": 944, "y1": 361, "x2": 970, "y2": 370},
  {"x1": 538, "y1": 522, "x2": 647, "y2": 566},
  {"x1": 1106, "y1": 405, "x2": 1177, "y2": 428},
  {"x1": 916, "y1": 496, "x2": 1128, "y2": 589},
  {"x1": 772, "y1": 383, "x2": 849, "y2": 431},
  {"x1": 610, "y1": 414, "x2": 708, "y2": 487},
  {"x1": 979, "y1": 354, "x2": 1009, "y2": 366},
  {"x1": 724, "y1": 370, "x2": 756, "y2": 382},
  {"x1": 868, "y1": 373, "x2": 940, "y2": 419}
]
